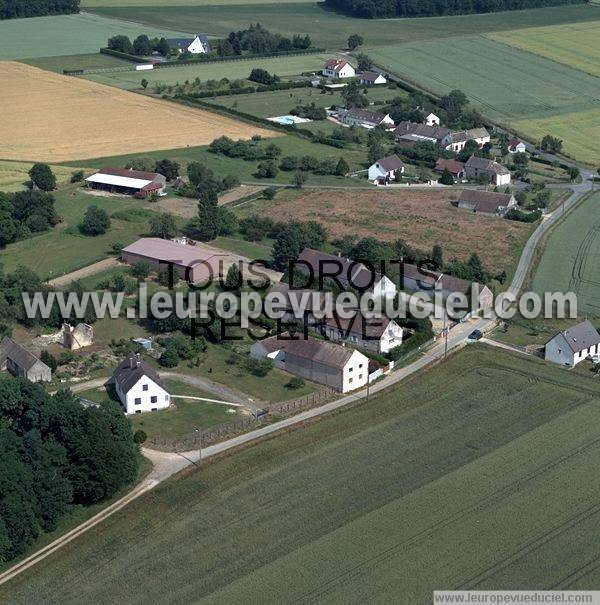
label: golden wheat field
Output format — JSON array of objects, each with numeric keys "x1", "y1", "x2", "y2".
[{"x1": 0, "y1": 62, "x2": 275, "y2": 162}]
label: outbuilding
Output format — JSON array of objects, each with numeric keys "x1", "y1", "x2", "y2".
[
  {"x1": 85, "y1": 168, "x2": 166, "y2": 198},
  {"x1": 0, "y1": 337, "x2": 52, "y2": 383}
]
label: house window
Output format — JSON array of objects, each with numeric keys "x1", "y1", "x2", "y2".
[
  {"x1": 151, "y1": 408, "x2": 157, "y2": 412},
  {"x1": 349, "y1": 377, "x2": 353, "y2": 383},
  {"x1": 358, "y1": 374, "x2": 363, "y2": 380},
  {"x1": 349, "y1": 367, "x2": 353, "y2": 372},
  {"x1": 151, "y1": 396, "x2": 157, "y2": 404},
  {"x1": 135, "y1": 410, "x2": 141, "y2": 414},
  {"x1": 134, "y1": 398, "x2": 141, "y2": 405},
  {"x1": 165, "y1": 394, "x2": 169, "y2": 401},
  {"x1": 143, "y1": 384, "x2": 148, "y2": 391}
]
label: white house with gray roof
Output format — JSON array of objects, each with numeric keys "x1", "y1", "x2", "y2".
[
  {"x1": 0, "y1": 338, "x2": 51, "y2": 383},
  {"x1": 368, "y1": 154, "x2": 405, "y2": 183},
  {"x1": 544, "y1": 320, "x2": 600, "y2": 367},
  {"x1": 111, "y1": 353, "x2": 171, "y2": 414},
  {"x1": 465, "y1": 155, "x2": 511, "y2": 186},
  {"x1": 250, "y1": 335, "x2": 369, "y2": 392},
  {"x1": 166, "y1": 34, "x2": 211, "y2": 54}
]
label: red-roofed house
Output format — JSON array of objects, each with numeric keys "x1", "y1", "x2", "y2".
[{"x1": 322, "y1": 59, "x2": 355, "y2": 79}]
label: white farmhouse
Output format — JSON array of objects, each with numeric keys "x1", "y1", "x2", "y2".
[
  {"x1": 166, "y1": 34, "x2": 211, "y2": 55},
  {"x1": 324, "y1": 311, "x2": 403, "y2": 354},
  {"x1": 112, "y1": 353, "x2": 171, "y2": 414},
  {"x1": 446, "y1": 128, "x2": 491, "y2": 152},
  {"x1": 359, "y1": 71, "x2": 387, "y2": 85},
  {"x1": 544, "y1": 320, "x2": 600, "y2": 367},
  {"x1": 368, "y1": 154, "x2": 405, "y2": 184},
  {"x1": 339, "y1": 108, "x2": 395, "y2": 129},
  {"x1": 508, "y1": 138, "x2": 527, "y2": 154},
  {"x1": 464, "y1": 155, "x2": 511, "y2": 186},
  {"x1": 250, "y1": 335, "x2": 369, "y2": 393},
  {"x1": 322, "y1": 59, "x2": 355, "y2": 79},
  {"x1": 424, "y1": 112, "x2": 440, "y2": 126}
]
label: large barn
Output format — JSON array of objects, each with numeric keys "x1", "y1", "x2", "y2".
[
  {"x1": 121, "y1": 238, "x2": 228, "y2": 284},
  {"x1": 85, "y1": 168, "x2": 166, "y2": 198}
]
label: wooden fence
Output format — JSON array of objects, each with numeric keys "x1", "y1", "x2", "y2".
[{"x1": 146, "y1": 387, "x2": 337, "y2": 452}]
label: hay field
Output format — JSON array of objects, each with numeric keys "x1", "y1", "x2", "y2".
[
  {"x1": 4, "y1": 347, "x2": 600, "y2": 602},
  {"x1": 488, "y1": 20, "x2": 600, "y2": 77},
  {"x1": 0, "y1": 62, "x2": 274, "y2": 162},
  {"x1": 238, "y1": 188, "x2": 531, "y2": 272}
]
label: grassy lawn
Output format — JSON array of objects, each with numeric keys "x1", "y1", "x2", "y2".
[
  {"x1": 0, "y1": 160, "x2": 90, "y2": 192},
  {"x1": 489, "y1": 20, "x2": 600, "y2": 77},
  {"x1": 203, "y1": 84, "x2": 400, "y2": 118},
  {"x1": 89, "y1": 4, "x2": 600, "y2": 49},
  {"x1": 532, "y1": 192, "x2": 600, "y2": 317},
  {"x1": 0, "y1": 12, "x2": 190, "y2": 60},
  {"x1": 0, "y1": 185, "x2": 155, "y2": 279},
  {"x1": 60, "y1": 135, "x2": 370, "y2": 187},
  {"x1": 212, "y1": 236, "x2": 274, "y2": 260},
  {"x1": 166, "y1": 341, "x2": 317, "y2": 404},
  {"x1": 5, "y1": 346, "x2": 600, "y2": 601},
  {"x1": 22, "y1": 52, "x2": 131, "y2": 73},
  {"x1": 84, "y1": 53, "x2": 334, "y2": 90}
]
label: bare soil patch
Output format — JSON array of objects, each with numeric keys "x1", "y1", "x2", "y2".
[
  {"x1": 0, "y1": 62, "x2": 274, "y2": 162},
  {"x1": 261, "y1": 188, "x2": 531, "y2": 271}
]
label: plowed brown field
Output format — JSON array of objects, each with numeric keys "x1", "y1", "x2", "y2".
[{"x1": 0, "y1": 62, "x2": 274, "y2": 162}]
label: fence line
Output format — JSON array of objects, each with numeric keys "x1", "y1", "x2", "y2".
[{"x1": 146, "y1": 387, "x2": 337, "y2": 452}]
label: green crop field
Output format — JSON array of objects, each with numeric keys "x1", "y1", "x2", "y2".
[
  {"x1": 0, "y1": 12, "x2": 191, "y2": 60},
  {"x1": 489, "y1": 20, "x2": 600, "y2": 77},
  {"x1": 533, "y1": 192, "x2": 600, "y2": 317},
  {"x1": 369, "y1": 35, "x2": 600, "y2": 122},
  {"x1": 83, "y1": 0, "x2": 308, "y2": 6},
  {"x1": 84, "y1": 53, "x2": 333, "y2": 89},
  {"x1": 3, "y1": 346, "x2": 600, "y2": 602},
  {"x1": 88, "y1": 3, "x2": 600, "y2": 49},
  {"x1": 0, "y1": 160, "x2": 89, "y2": 192}
]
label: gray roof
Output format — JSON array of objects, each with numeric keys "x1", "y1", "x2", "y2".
[
  {"x1": 375, "y1": 154, "x2": 404, "y2": 172},
  {"x1": 112, "y1": 353, "x2": 168, "y2": 395},
  {"x1": 465, "y1": 155, "x2": 510, "y2": 175},
  {"x1": 458, "y1": 189, "x2": 513, "y2": 213},
  {"x1": 166, "y1": 34, "x2": 210, "y2": 50},
  {"x1": 345, "y1": 108, "x2": 386, "y2": 124},
  {"x1": 394, "y1": 121, "x2": 451, "y2": 142},
  {"x1": 259, "y1": 335, "x2": 355, "y2": 369},
  {"x1": 325, "y1": 310, "x2": 393, "y2": 339},
  {"x1": 551, "y1": 320, "x2": 600, "y2": 353},
  {"x1": 268, "y1": 282, "x2": 326, "y2": 312},
  {"x1": 0, "y1": 337, "x2": 48, "y2": 372},
  {"x1": 401, "y1": 263, "x2": 486, "y2": 296},
  {"x1": 451, "y1": 128, "x2": 490, "y2": 143},
  {"x1": 297, "y1": 248, "x2": 383, "y2": 291},
  {"x1": 359, "y1": 71, "x2": 384, "y2": 82}
]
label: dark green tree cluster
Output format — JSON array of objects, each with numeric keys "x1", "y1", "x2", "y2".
[
  {"x1": 79, "y1": 205, "x2": 111, "y2": 236},
  {"x1": 0, "y1": 190, "x2": 58, "y2": 247},
  {"x1": 271, "y1": 221, "x2": 328, "y2": 270},
  {"x1": 249, "y1": 68, "x2": 280, "y2": 85},
  {"x1": 324, "y1": 0, "x2": 581, "y2": 19},
  {"x1": 107, "y1": 34, "x2": 170, "y2": 57},
  {"x1": 290, "y1": 102, "x2": 327, "y2": 120},
  {"x1": 208, "y1": 136, "x2": 281, "y2": 163},
  {"x1": 0, "y1": 0, "x2": 79, "y2": 19},
  {"x1": 219, "y1": 23, "x2": 311, "y2": 56},
  {"x1": 540, "y1": 134, "x2": 563, "y2": 153},
  {"x1": 278, "y1": 154, "x2": 349, "y2": 177},
  {"x1": 0, "y1": 376, "x2": 138, "y2": 563}
]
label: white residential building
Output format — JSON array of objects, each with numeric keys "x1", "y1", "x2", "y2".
[
  {"x1": 359, "y1": 71, "x2": 387, "y2": 85},
  {"x1": 508, "y1": 138, "x2": 527, "y2": 154},
  {"x1": 339, "y1": 108, "x2": 395, "y2": 129},
  {"x1": 446, "y1": 128, "x2": 491, "y2": 152},
  {"x1": 112, "y1": 353, "x2": 171, "y2": 414},
  {"x1": 322, "y1": 59, "x2": 355, "y2": 79},
  {"x1": 166, "y1": 34, "x2": 211, "y2": 54},
  {"x1": 464, "y1": 155, "x2": 511, "y2": 186},
  {"x1": 424, "y1": 112, "x2": 440, "y2": 126},
  {"x1": 368, "y1": 154, "x2": 405, "y2": 184},
  {"x1": 250, "y1": 336, "x2": 369, "y2": 392},
  {"x1": 544, "y1": 320, "x2": 600, "y2": 367}
]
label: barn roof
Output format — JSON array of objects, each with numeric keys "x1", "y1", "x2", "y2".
[
  {"x1": 324, "y1": 310, "x2": 394, "y2": 339},
  {"x1": 458, "y1": 189, "x2": 513, "y2": 213},
  {"x1": 85, "y1": 168, "x2": 164, "y2": 190},
  {"x1": 259, "y1": 335, "x2": 357, "y2": 369},
  {"x1": 435, "y1": 158, "x2": 465, "y2": 174},
  {"x1": 0, "y1": 337, "x2": 47, "y2": 372},
  {"x1": 465, "y1": 156, "x2": 510, "y2": 175},
  {"x1": 122, "y1": 238, "x2": 227, "y2": 268}
]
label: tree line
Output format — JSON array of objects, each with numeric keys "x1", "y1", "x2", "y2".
[
  {"x1": 0, "y1": 0, "x2": 78, "y2": 19},
  {"x1": 324, "y1": 0, "x2": 582, "y2": 19},
  {"x1": 0, "y1": 376, "x2": 139, "y2": 563}
]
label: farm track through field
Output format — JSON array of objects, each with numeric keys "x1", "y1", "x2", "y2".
[
  {"x1": 290, "y1": 432, "x2": 600, "y2": 604},
  {"x1": 568, "y1": 219, "x2": 600, "y2": 294}
]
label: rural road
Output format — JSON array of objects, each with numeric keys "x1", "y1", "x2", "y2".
[
  {"x1": 0, "y1": 164, "x2": 595, "y2": 589},
  {"x1": 46, "y1": 257, "x2": 121, "y2": 287}
]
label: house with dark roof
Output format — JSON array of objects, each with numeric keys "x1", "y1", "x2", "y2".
[
  {"x1": 445, "y1": 128, "x2": 490, "y2": 152},
  {"x1": 111, "y1": 353, "x2": 171, "y2": 414},
  {"x1": 166, "y1": 34, "x2": 211, "y2": 54},
  {"x1": 434, "y1": 158, "x2": 465, "y2": 181},
  {"x1": 322, "y1": 59, "x2": 355, "y2": 79},
  {"x1": 296, "y1": 248, "x2": 397, "y2": 298},
  {"x1": 0, "y1": 338, "x2": 51, "y2": 383},
  {"x1": 508, "y1": 138, "x2": 527, "y2": 154},
  {"x1": 323, "y1": 310, "x2": 403, "y2": 354},
  {"x1": 339, "y1": 108, "x2": 394, "y2": 129},
  {"x1": 358, "y1": 71, "x2": 386, "y2": 85},
  {"x1": 394, "y1": 121, "x2": 452, "y2": 147},
  {"x1": 457, "y1": 189, "x2": 516, "y2": 215},
  {"x1": 250, "y1": 335, "x2": 369, "y2": 392},
  {"x1": 85, "y1": 168, "x2": 166, "y2": 198},
  {"x1": 368, "y1": 154, "x2": 405, "y2": 184},
  {"x1": 544, "y1": 320, "x2": 600, "y2": 367},
  {"x1": 400, "y1": 263, "x2": 493, "y2": 312},
  {"x1": 465, "y1": 155, "x2": 511, "y2": 186}
]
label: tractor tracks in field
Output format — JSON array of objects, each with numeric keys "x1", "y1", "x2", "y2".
[{"x1": 290, "y1": 434, "x2": 600, "y2": 604}]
